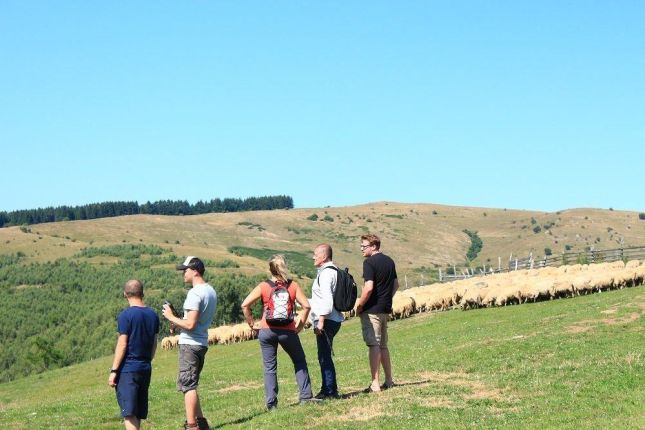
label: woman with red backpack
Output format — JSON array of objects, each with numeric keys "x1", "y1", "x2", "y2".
[{"x1": 241, "y1": 254, "x2": 318, "y2": 409}]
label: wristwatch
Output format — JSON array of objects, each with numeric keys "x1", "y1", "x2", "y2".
[{"x1": 109, "y1": 368, "x2": 119, "y2": 373}]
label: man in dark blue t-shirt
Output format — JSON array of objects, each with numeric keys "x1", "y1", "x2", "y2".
[
  {"x1": 109, "y1": 280, "x2": 160, "y2": 430},
  {"x1": 356, "y1": 234, "x2": 399, "y2": 393}
]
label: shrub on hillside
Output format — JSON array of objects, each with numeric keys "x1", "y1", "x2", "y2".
[
  {"x1": 463, "y1": 229, "x2": 483, "y2": 261},
  {"x1": 639, "y1": 213, "x2": 645, "y2": 220}
]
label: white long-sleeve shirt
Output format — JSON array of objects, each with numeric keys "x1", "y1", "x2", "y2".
[{"x1": 309, "y1": 261, "x2": 345, "y2": 324}]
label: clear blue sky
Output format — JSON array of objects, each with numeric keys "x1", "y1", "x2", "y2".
[{"x1": 1, "y1": 1, "x2": 643, "y2": 213}]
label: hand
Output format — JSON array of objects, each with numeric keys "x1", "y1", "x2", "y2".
[
  {"x1": 356, "y1": 304, "x2": 364, "y2": 315},
  {"x1": 295, "y1": 320, "x2": 305, "y2": 334},
  {"x1": 108, "y1": 372, "x2": 117, "y2": 387},
  {"x1": 314, "y1": 320, "x2": 324, "y2": 336},
  {"x1": 162, "y1": 304, "x2": 174, "y2": 321}
]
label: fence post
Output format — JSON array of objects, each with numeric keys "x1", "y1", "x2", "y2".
[
  {"x1": 404, "y1": 274, "x2": 408, "y2": 289},
  {"x1": 438, "y1": 268, "x2": 442, "y2": 282}
]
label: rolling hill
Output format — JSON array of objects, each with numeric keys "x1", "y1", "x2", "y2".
[
  {"x1": 3, "y1": 202, "x2": 644, "y2": 276},
  {"x1": 0, "y1": 201, "x2": 643, "y2": 383}
]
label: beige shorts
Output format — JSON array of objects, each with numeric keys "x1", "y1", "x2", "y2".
[{"x1": 360, "y1": 313, "x2": 389, "y2": 348}]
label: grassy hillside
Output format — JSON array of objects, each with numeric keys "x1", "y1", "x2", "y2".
[
  {"x1": 2, "y1": 203, "x2": 644, "y2": 272},
  {"x1": 0, "y1": 286, "x2": 642, "y2": 429},
  {"x1": 0, "y1": 202, "x2": 643, "y2": 382}
]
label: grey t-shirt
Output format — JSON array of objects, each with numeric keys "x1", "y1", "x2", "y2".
[{"x1": 179, "y1": 283, "x2": 217, "y2": 347}]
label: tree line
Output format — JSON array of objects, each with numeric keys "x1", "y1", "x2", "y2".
[{"x1": 0, "y1": 195, "x2": 293, "y2": 227}]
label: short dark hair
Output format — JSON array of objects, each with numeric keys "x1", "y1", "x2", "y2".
[{"x1": 360, "y1": 234, "x2": 381, "y2": 250}]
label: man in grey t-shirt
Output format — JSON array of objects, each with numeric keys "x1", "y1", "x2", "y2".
[{"x1": 163, "y1": 256, "x2": 216, "y2": 430}]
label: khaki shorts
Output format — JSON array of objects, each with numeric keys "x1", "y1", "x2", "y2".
[{"x1": 360, "y1": 313, "x2": 389, "y2": 348}]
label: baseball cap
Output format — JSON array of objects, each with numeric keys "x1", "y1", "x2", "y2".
[{"x1": 176, "y1": 256, "x2": 205, "y2": 273}]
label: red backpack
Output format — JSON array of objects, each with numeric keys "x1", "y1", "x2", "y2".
[{"x1": 264, "y1": 279, "x2": 295, "y2": 326}]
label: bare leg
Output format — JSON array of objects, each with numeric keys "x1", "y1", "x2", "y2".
[
  {"x1": 368, "y1": 346, "x2": 381, "y2": 391},
  {"x1": 381, "y1": 346, "x2": 393, "y2": 385},
  {"x1": 184, "y1": 390, "x2": 203, "y2": 426},
  {"x1": 123, "y1": 416, "x2": 140, "y2": 430}
]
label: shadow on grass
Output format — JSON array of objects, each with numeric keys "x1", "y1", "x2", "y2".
[
  {"x1": 212, "y1": 410, "x2": 267, "y2": 428},
  {"x1": 341, "y1": 378, "x2": 433, "y2": 399}
]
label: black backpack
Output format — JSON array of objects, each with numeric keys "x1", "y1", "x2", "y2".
[{"x1": 321, "y1": 266, "x2": 358, "y2": 312}]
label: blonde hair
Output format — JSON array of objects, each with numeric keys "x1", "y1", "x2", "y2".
[{"x1": 268, "y1": 254, "x2": 289, "y2": 282}]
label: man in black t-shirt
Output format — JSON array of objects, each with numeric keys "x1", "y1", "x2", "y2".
[{"x1": 356, "y1": 234, "x2": 399, "y2": 393}]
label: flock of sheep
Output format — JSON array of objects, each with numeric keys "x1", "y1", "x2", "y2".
[{"x1": 161, "y1": 259, "x2": 645, "y2": 350}]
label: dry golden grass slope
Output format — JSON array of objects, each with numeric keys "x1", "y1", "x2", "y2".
[{"x1": 1, "y1": 202, "x2": 644, "y2": 277}]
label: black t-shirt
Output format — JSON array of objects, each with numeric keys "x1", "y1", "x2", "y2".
[{"x1": 362, "y1": 252, "x2": 398, "y2": 313}]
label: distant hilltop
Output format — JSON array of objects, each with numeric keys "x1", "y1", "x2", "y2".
[{"x1": 0, "y1": 195, "x2": 293, "y2": 227}]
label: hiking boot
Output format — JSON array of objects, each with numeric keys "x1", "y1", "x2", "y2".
[{"x1": 196, "y1": 417, "x2": 210, "y2": 430}]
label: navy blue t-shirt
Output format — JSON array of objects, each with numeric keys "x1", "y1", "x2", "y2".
[
  {"x1": 116, "y1": 306, "x2": 160, "y2": 373},
  {"x1": 362, "y1": 252, "x2": 398, "y2": 313}
]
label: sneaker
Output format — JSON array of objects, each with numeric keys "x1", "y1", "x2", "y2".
[
  {"x1": 266, "y1": 401, "x2": 278, "y2": 411},
  {"x1": 196, "y1": 417, "x2": 210, "y2": 430}
]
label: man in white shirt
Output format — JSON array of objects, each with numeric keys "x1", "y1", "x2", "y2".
[{"x1": 310, "y1": 243, "x2": 344, "y2": 399}]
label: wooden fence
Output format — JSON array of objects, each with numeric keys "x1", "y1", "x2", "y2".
[{"x1": 438, "y1": 245, "x2": 645, "y2": 282}]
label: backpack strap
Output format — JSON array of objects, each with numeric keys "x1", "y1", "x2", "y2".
[{"x1": 267, "y1": 279, "x2": 292, "y2": 289}]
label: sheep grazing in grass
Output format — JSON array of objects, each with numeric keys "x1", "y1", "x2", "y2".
[
  {"x1": 407, "y1": 287, "x2": 446, "y2": 312},
  {"x1": 161, "y1": 335, "x2": 179, "y2": 350},
  {"x1": 569, "y1": 274, "x2": 594, "y2": 296},
  {"x1": 516, "y1": 279, "x2": 553, "y2": 304},
  {"x1": 391, "y1": 293, "x2": 416, "y2": 319},
  {"x1": 231, "y1": 323, "x2": 256, "y2": 343},
  {"x1": 207, "y1": 328, "x2": 219, "y2": 345},
  {"x1": 212, "y1": 325, "x2": 235, "y2": 345},
  {"x1": 460, "y1": 281, "x2": 487, "y2": 310},
  {"x1": 550, "y1": 279, "x2": 574, "y2": 299}
]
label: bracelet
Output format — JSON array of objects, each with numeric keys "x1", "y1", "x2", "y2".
[{"x1": 110, "y1": 368, "x2": 118, "y2": 373}]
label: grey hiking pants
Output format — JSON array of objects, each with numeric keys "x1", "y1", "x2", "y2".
[{"x1": 258, "y1": 328, "x2": 313, "y2": 407}]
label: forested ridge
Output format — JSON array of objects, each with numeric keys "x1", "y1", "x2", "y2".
[
  {"x1": 0, "y1": 195, "x2": 293, "y2": 227},
  {"x1": 0, "y1": 245, "x2": 266, "y2": 382}
]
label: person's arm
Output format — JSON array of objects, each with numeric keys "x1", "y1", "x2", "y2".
[
  {"x1": 356, "y1": 280, "x2": 374, "y2": 315},
  {"x1": 150, "y1": 334, "x2": 158, "y2": 360},
  {"x1": 294, "y1": 284, "x2": 311, "y2": 333},
  {"x1": 163, "y1": 307, "x2": 200, "y2": 331},
  {"x1": 108, "y1": 334, "x2": 127, "y2": 387},
  {"x1": 241, "y1": 285, "x2": 263, "y2": 329},
  {"x1": 392, "y1": 278, "x2": 400, "y2": 296}
]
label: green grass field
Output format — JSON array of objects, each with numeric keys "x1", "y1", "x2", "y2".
[{"x1": 1, "y1": 287, "x2": 643, "y2": 429}]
